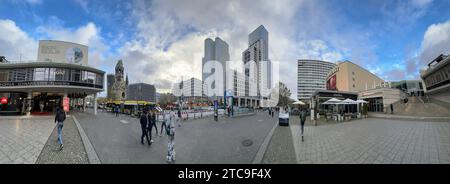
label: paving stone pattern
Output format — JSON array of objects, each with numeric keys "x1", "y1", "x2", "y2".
[
  {"x1": 36, "y1": 117, "x2": 89, "y2": 164},
  {"x1": 290, "y1": 117, "x2": 450, "y2": 164},
  {"x1": 0, "y1": 117, "x2": 54, "y2": 164}
]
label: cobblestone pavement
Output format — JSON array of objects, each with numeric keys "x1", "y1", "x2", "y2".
[
  {"x1": 289, "y1": 117, "x2": 450, "y2": 164},
  {"x1": 0, "y1": 117, "x2": 54, "y2": 164},
  {"x1": 74, "y1": 109, "x2": 277, "y2": 164},
  {"x1": 36, "y1": 117, "x2": 89, "y2": 164},
  {"x1": 261, "y1": 125, "x2": 297, "y2": 164}
]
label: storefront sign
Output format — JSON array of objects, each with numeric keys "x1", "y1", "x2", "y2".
[
  {"x1": 0, "y1": 97, "x2": 7, "y2": 104},
  {"x1": 63, "y1": 97, "x2": 69, "y2": 112},
  {"x1": 327, "y1": 74, "x2": 337, "y2": 90},
  {"x1": 0, "y1": 81, "x2": 102, "y2": 89}
]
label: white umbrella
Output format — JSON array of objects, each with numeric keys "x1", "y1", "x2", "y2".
[
  {"x1": 339, "y1": 98, "x2": 357, "y2": 104},
  {"x1": 356, "y1": 99, "x2": 368, "y2": 103},
  {"x1": 326, "y1": 98, "x2": 342, "y2": 104},
  {"x1": 292, "y1": 101, "x2": 305, "y2": 105}
]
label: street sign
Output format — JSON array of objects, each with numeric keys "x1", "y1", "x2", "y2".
[{"x1": 63, "y1": 97, "x2": 70, "y2": 112}]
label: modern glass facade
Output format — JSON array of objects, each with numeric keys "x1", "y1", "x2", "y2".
[
  {"x1": 0, "y1": 67, "x2": 103, "y2": 89},
  {"x1": 298, "y1": 60, "x2": 336, "y2": 101},
  {"x1": 0, "y1": 62, "x2": 105, "y2": 115}
]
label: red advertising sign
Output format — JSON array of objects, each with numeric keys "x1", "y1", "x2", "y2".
[
  {"x1": 63, "y1": 97, "x2": 70, "y2": 112},
  {"x1": 327, "y1": 74, "x2": 337, "y2": 90},
  {"x1": 0, "y1": 97, "x2": 7, "y2": 104}
]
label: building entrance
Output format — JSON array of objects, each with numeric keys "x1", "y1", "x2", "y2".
[
  {"x1": 367, "y1": 97, "x2": 383, "y2": 112},
  {"x1": 31, "y1": 92, "x2": 63, "y2": 115}
]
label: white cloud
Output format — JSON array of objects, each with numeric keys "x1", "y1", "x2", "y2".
[
  {"x1": 0, "y1": 19, "x2": 38, "y2": 61},
  {"x1": 405, "y1": 19, "x2": 450, "y2": 79},
  {"x1": 421, "y1": 20, "x2": 450, "y2": 62},
  {"x1": 25, "y1": 0, "x2": 42, "y2": 4},
  {"x1": 120, "y1": 0, "x2": 365, "y2": 98},
  {"x1": 411, "y1": 0, "x2": 433, "y2": 7}
]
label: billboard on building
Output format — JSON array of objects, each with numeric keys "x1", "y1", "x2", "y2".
[
  {"x1": 327, "y1": 74, "x2": 337, "y2": 90},
  {"x1": 37, "y1": 40, "x2": 88, "y2": 66}
]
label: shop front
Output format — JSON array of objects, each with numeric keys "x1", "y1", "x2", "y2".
[
  {"x1": 0, "y1": 62, "x2": 105, "y2": 116},
  {"x1": 358, "y1": 88, "x2": 406, "y2": 113}
]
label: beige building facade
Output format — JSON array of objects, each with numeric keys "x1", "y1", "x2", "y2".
[{"x1": 326, "y1": 61, "x2": 385, "y2": 92}]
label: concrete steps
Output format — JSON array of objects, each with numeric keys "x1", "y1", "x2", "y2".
[{"x1": 392, "y1": 96, "x2": 450, "y2": 117}]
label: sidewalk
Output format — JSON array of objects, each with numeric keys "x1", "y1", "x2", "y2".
[
  {"x1": 369, "y1": 113, "x2": 450, "y2": 121},
  {"x1": 35, "y1": 117, "x2": 89, "y2": 164}
]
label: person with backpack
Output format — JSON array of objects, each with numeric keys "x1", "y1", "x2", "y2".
[
  {"x1": 166, "y1": 110, "x2": 176, "y2": 163},
  {"x1": 140, "y1": 111, "x2": 151, "y2": 145},
  {"x1": 299, "y1": 108, "x2": 307, "y2": 142},
  {"x1": 55, "y1": 107, "x2": 66, "y2": 150}
]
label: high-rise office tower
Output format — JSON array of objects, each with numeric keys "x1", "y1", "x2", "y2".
[
  {"x1": 202, "y1": 37, "x2": 230, "y2": 97},
  {"x1": 243, "y1": 25, "x2": 271, "y2": 98}
]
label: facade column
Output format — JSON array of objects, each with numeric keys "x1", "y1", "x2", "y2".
[
  {"x1": 83, "y1": 97, "x2": 86, "y2": 112},
  {"x1": 94, "y1": 93, "x2": 98, "y2": 115},
  {"x1": 26, "y1": 92, "x2": 32, "y2": 116},
  {"x1": 238, "y1": 97, "x2": 241, "y2": 107}
]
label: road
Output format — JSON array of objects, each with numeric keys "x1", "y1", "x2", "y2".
[{"x1": 74, "y1": 110, "x2": 277, "y2": 164}]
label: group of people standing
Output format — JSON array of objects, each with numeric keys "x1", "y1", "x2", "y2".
[{"x1": 139, "y1": 110, "x2": 177, "y2": 163}]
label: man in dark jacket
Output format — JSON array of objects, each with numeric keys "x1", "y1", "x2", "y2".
[
  {"x1": 299, "y1": 108, "x2": 307, "y2": 142},
  {"x1": 148, "y1": 111, "x2": 157, "y2": 143},
  {"x1": 55, "y1": 107, "x2": 66, "y2": 150},
  {"x1": 140, "y1": 111, "x2": 151, "y2": 145}
]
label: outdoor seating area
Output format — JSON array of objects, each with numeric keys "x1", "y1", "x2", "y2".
[{"x1": 321, "y1": 98, "x2": 368, "y2": 122}]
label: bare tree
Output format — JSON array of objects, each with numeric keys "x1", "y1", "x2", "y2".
[{"x1": 277, "y1": 82, "x2": 292, "y2": 107}]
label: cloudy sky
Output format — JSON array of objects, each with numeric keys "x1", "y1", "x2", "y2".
[{"x1": 1, "y1": 0, "x2": 450, "y2": 98}]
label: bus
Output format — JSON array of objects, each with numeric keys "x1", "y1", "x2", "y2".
[{"x1": 105, "y1": 100, "x2": 156, "y2": 117}]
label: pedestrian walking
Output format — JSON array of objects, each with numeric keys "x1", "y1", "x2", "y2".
[
  {"x1": 390, "y1": 104, "x2": 394, "y2": 114},
  {"x1": 177, "y1": 109, "x2": 182, "y2": 127},
  {"x1": 147, "y1": 111, "x2": 155, "y2": 143},
  {"x1": 140, "y1": 111, "x2": 151, "y2": 145},
  {"x1": 55, "y1": 107, "x2": 66, "y2": 150},
  {"x1": 115, "y1": 106, "x2": 119, "y2": 117},
  {"x1": 160, "y1": 110, "x2": 168, "y2": 136},
  {"x1": 150, "y1": 110, "x2": 158, "y2": 138},
  {"x1": 299, "y1": 108, "x2": 307, "y2": 142},
  {"x1": 166, "y1": 110, "x2": 176, "y2": 163}
]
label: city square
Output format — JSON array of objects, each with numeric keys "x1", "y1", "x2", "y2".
[
  {"x1": 0, "y1": 108, "x2": 449, "y2": 164},
  {"x1": 1, "y1": 0, "x2": 450, "y2": 166}
]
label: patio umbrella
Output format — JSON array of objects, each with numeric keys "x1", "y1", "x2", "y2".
[
  {"x1": 339, "y1": 98, "x2": 357, "y2": 113},
  {"x1": 292, "y1": 101, "x2": 305, "y2": 105},
  {"x1": 356, "y1": 99, "x2": 368, "y2": 103},
  {"x1": 323, "y1": 98, "x2": 342, "y2": 114}
]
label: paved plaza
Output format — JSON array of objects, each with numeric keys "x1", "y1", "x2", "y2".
[
  {"x1": 74, "y1": 110, "x2": 277, "y2": 164},
  {"x1": 0, "y1": 117, "x2": 54, "y2": 164},
  {"x1": 1, "y1": 110, "x2": 450, "y2": 164},
  {"x1": 280, "y1": 117, "x2": 450, "y2": 164}
]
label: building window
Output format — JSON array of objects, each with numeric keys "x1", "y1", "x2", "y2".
[
  {"x1": 353, "y1": 84, "x2": 355, "y2": 88},
  {"x1": 352, "y1": 71, "x2": 355, "y2": 75},
  {"x1": 34, "y1": 68, "x2": 48, "y2": 81},
  {"x1": 71, "y1": 70, "x2": 81, "y2": 82}
]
